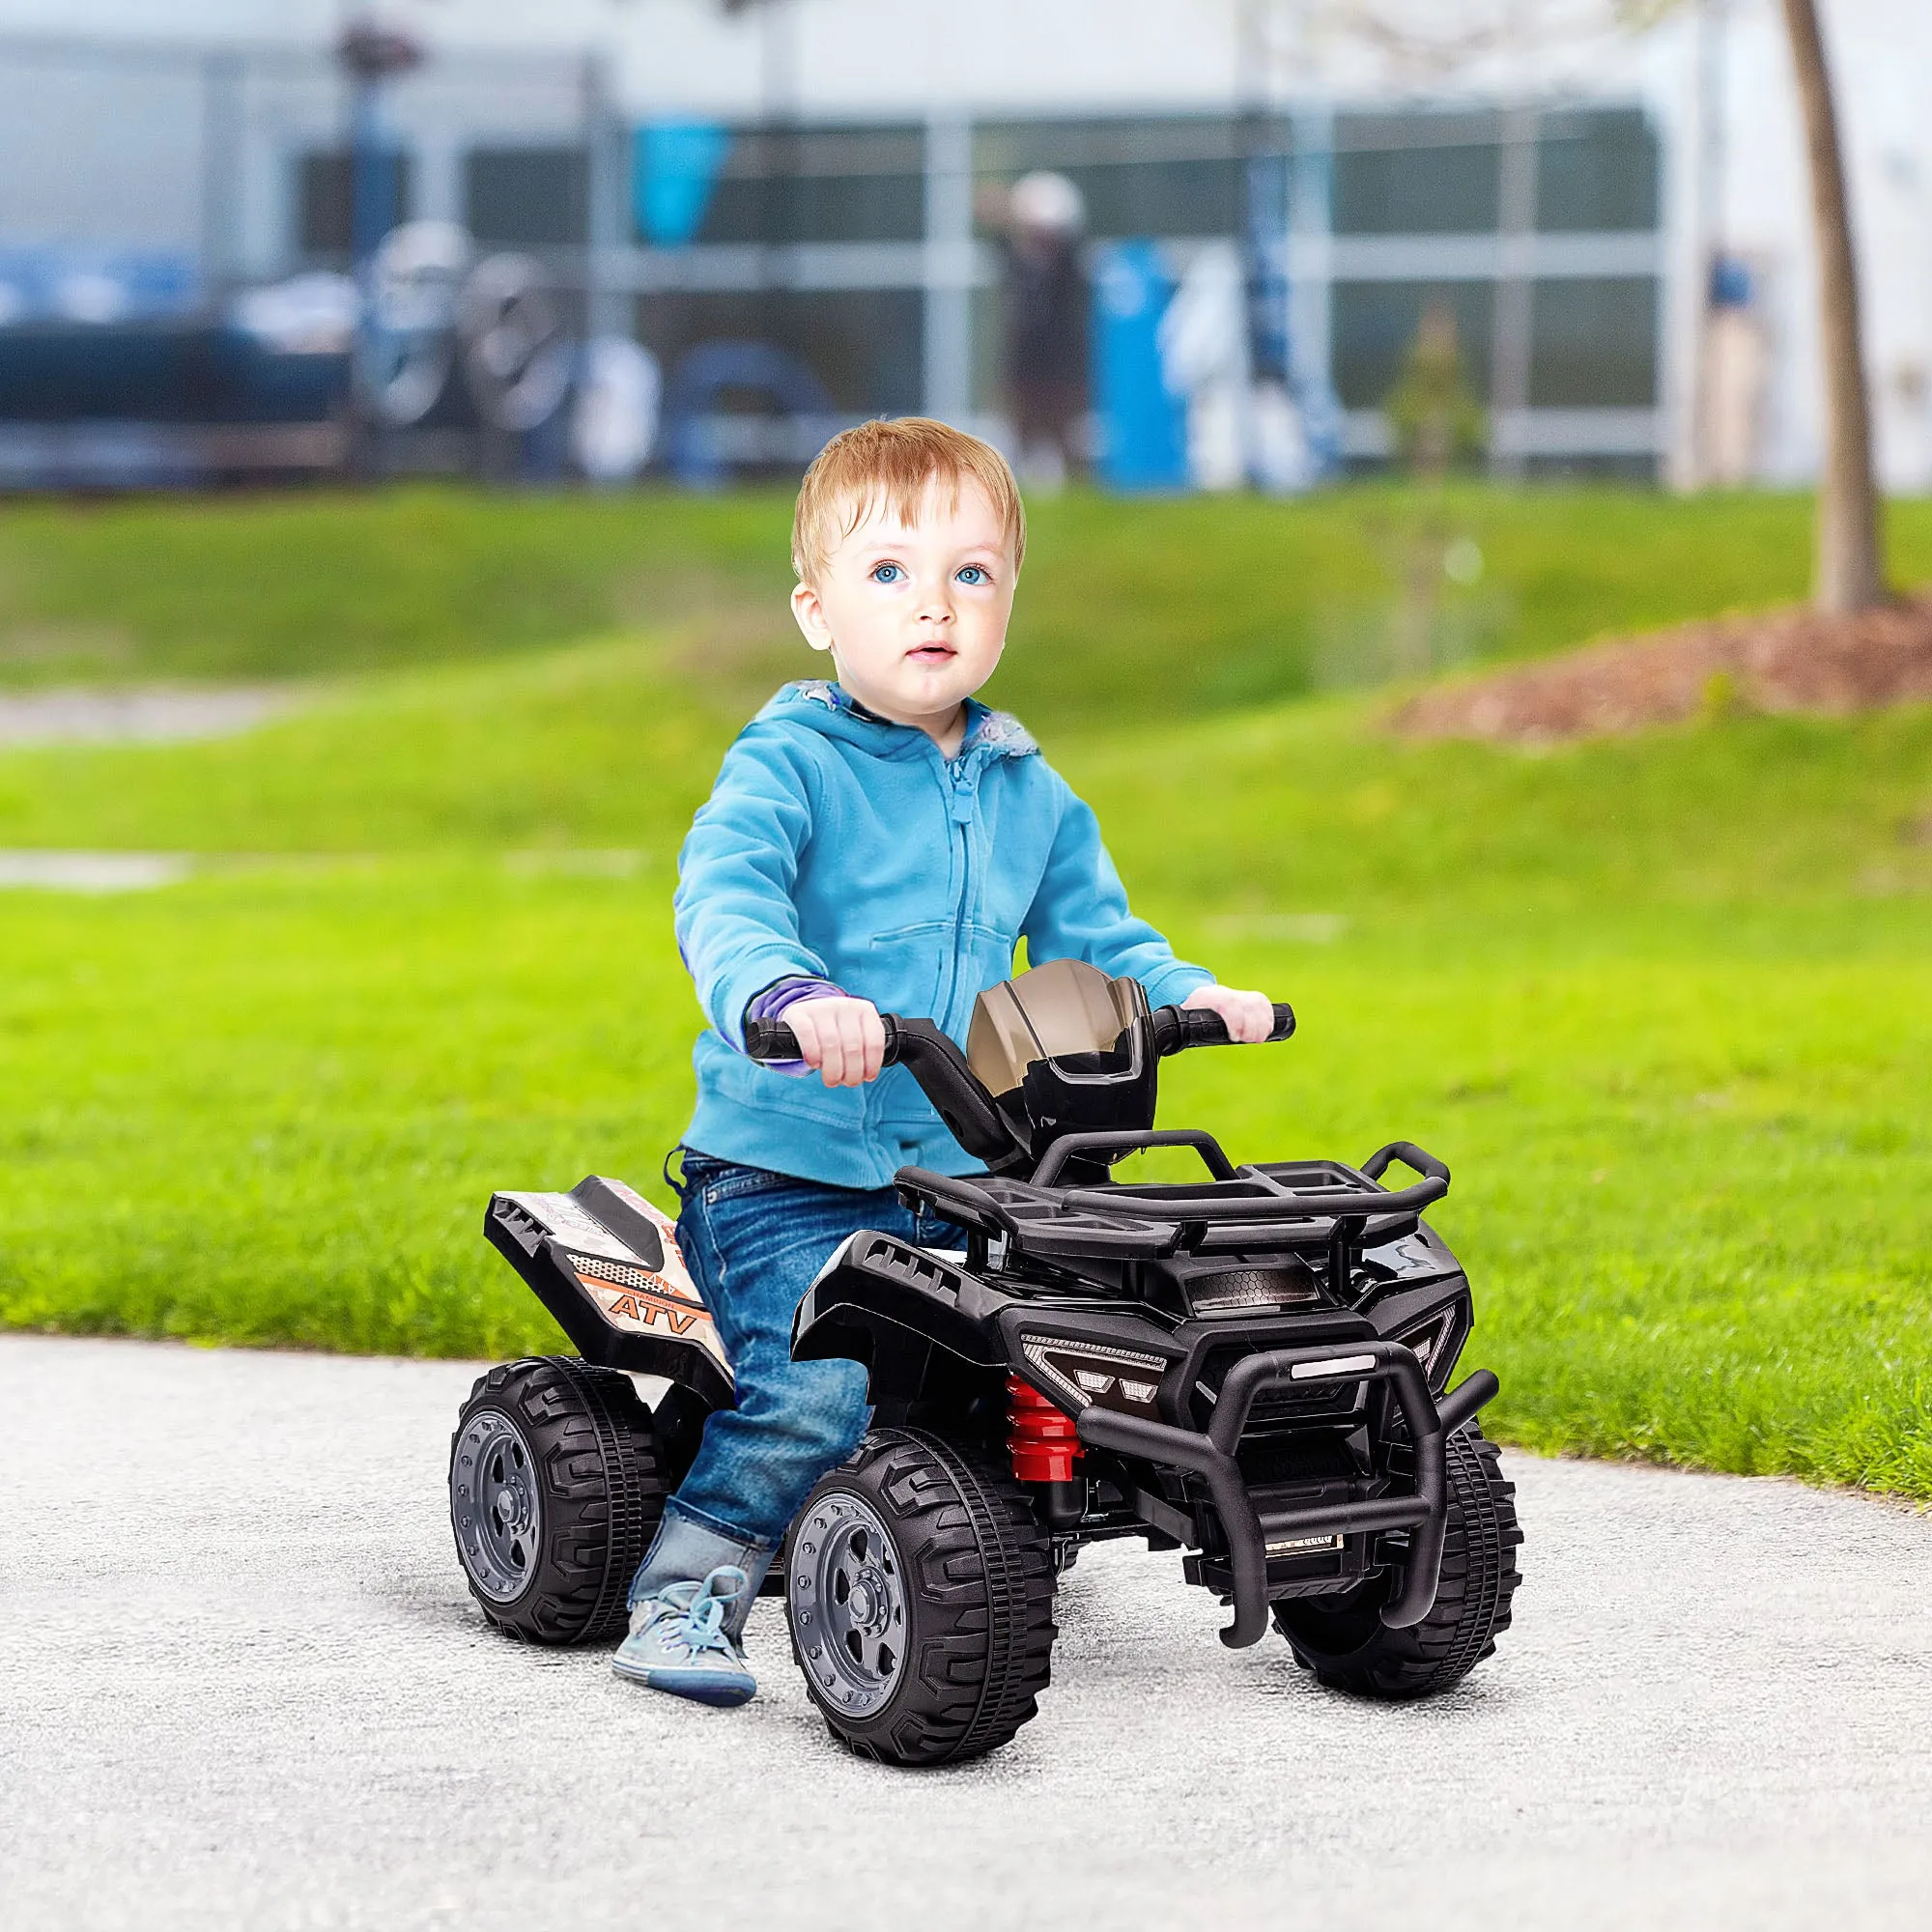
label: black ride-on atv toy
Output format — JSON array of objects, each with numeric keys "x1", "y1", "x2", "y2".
[{"x1": 450, "y1": 958, "x2": 1521, "y2": 1765}]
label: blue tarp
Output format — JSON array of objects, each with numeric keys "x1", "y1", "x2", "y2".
[
  {"x1": 0, "y1": 246, "x2": 199, "y2": 327},
  {"x1": 633, "y1": 122, "x2": 733, "y2": 248}
]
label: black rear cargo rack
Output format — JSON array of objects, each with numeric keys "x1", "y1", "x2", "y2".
[{"x1": 897, "y1": 1139, "x2": 1451, "y2": 1268}]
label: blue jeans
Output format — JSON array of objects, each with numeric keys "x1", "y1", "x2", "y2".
[{"x1": 652, "y1": 1151, "x2": 954, "y2": 1555}]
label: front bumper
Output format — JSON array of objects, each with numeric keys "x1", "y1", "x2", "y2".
[{"x1": 1075, "y1": 1339, "x2": 1498, "y2": 1648}]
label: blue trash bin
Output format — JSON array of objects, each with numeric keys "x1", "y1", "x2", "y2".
[{"x1": 1091, "y1": 240, "x2": 1185, "y2": 494}]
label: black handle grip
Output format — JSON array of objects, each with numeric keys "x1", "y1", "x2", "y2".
[
  {"x1": 1151, "y1": 1000, "x2": 1296, "y2": 1056},
  {"x1": 744, "y1": 1018, "x2": 801, "y2": 1061},
  {"x1": 745, "y1": 1014, "x2": 907, "y2": 1066}
]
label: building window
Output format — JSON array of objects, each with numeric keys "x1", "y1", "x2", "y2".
[
  {"x1": 1330, "y1": 281, "x2": 1496, "y2": 412},
  {"x1": 465, "y1": 147, "x2": 588, "y2": 248},
  {"x1": 1333, "y1": 114, "x2": 1502, "y2": 236},
  {"x1": 1536, "y1": 109, "x2": 1659, "y2": 233},
  {"x1": 975, "y1": 117, "x2": 1271, "y2": 240},
  {"x1": 1528, "y1": 277, "x2": 1658, "y2": 407},
  {"x1": 298, "y1": 150, "x2": 413, "y2": 258},
  {"x1": 689, "y1": 126, "x2": 925, "y2": 245}
]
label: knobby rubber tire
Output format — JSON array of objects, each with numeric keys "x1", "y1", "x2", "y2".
[
  {"x1": 449, "y1": 1356, "x2": 668, "y2": 1645},
  {"x1": 787, "y1": 1428, "x2": 1058, "y2": 1768},
  {"x1": 1273, "y1": 1425, "x2": 1522, "y2": 1700}
]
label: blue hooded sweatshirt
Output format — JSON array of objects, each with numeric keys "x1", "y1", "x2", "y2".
[{"x1": 675, "y1": 680, "x2": 1211, "y2": 1189}]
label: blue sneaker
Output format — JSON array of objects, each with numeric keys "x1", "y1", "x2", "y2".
[{"x1": 611, "y1": 1566, "x2": 756, "y2": 1707}]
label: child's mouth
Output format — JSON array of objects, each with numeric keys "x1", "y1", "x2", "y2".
[{"x1": 906, "y1": 644, "x2": 956, "y2": 667}]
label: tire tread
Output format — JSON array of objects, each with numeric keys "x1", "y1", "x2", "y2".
[
  {"x1": 789, "y1": 1428, "x2": 1057, "y2": 1767},
  {"x1": 1274, "y1": 1426, "x2": 1522, "y2": 1700},
  {"x1": 449, "y1": 1355, "x2": 668, "y2": 1646}
]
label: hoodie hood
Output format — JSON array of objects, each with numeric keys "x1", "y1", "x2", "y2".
[{"x1": 759, "y1": 679, "x2": 1038, "y2": 762}]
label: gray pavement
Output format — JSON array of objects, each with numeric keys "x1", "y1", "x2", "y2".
[
  {"x1": 0, "y1": 686, "x2": 291, "y2": 747},
  {"x1": 4, "y1": 1331, "x2": 1930, "y2": 1931}
]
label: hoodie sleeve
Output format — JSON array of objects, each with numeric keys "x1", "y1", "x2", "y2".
[
  {"x1": 1019, "y1": 770, "x2": 1212, "y2": 1010},
  {"x1": 674, "y1": 724, "x2": 832, "y2": 1048}
]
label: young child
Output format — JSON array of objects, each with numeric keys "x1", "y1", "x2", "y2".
[{"x1": 613, "y1": 417, "x2": 1273, "y2": 1705}]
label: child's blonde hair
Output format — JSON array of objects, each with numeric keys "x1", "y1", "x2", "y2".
[{"x1": 792, "y1": 417, "x2": 1027, "y2": 584}]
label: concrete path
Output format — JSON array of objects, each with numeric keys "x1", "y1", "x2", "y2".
[
  {"x1": 4, "y1": 1332, "x2": 1928, "y2": 1931},
  {"x1": 0, "y1": 686, "x2": 291, "y2": 746}
]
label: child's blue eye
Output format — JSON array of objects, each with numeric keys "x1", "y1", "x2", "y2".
[
  {"x1": 956, "y1": 565, "x2": 988, "y2": 585},
  {"x1": 869, "y1": 562, "x2": 904, "y2": 584}
]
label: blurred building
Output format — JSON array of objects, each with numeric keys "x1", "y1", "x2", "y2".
[{"x1": 0, "y1": 0, "x2": 1922, "y2": 491}]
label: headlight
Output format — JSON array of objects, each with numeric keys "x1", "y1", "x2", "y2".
[
  {"x1": 1392, "y1": 1309, "x2": 1460, "y2": 1378},
  {"x1": 1020, "y1": 1337, "x2": 1167, "y2": 1413}
]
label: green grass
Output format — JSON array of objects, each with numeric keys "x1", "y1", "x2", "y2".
[
  {"x1": 1, "y1": 485, "x2": 1929, "y2": 1498},
  {"x1": 0, "y1": 639, "x2": 730, "y2": 853},
  {"x1": 9, "y1": 482, "x2": 1932, "y2": 718}
]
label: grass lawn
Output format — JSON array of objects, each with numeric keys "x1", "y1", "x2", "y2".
[
  {"x1": 8, "y1": 481, "x2": 1932, "y2": 715},
  {"x1": 1, "y1": 486, "x2": 1929, "y2": 1497}
]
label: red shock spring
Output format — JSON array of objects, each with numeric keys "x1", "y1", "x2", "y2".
[{"x1": 1008, "y1": 1373, "x2": 1082, "y2": 1484}]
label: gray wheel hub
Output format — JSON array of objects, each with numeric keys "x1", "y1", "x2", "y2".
[
  {"x1": 451, "y1": 1407, "x2": 543, "y2": 1604},
  {"x1": 789, "y1": 1492, "x2": 907, "y2": 1717}
]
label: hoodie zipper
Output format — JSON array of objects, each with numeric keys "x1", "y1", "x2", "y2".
[{"x1": 938, "y1": 737, "x2": 981, "y2": 1036}]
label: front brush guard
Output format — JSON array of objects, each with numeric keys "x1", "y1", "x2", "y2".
[{"x1": 1075, "y1": 1340, "x2": 1498, "y2": 1648}]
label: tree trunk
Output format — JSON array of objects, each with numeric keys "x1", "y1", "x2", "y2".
[{"x1": 1780, "y1": 0, "x2": 1886, "y2": 612}]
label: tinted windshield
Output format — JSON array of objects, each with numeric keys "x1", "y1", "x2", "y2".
[{"x1": 966, "y1": 958, "x2": 1141, "y2": 1095}]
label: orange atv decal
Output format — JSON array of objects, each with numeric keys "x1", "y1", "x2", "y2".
[
  {"x1": 578, "y1": 1274, "x2": 707, "y2": 1337},
  {"x1": 568, "y1": 1250, "x2": 729, "y2": 1375}
]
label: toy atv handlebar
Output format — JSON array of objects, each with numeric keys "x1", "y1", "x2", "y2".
[
  {"x1": 744, "y1": 998, "x2": 1295, "y2": 1068},
  {"x1": 745, "y1": 998, "x2": 1296, "y2": 1179}
]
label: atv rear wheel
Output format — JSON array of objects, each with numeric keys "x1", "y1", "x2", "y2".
[
  {"x1": 785, "y1": 1429, "x2": 1057, "y2": 1767},
  {"x1": 1273, "y1": 1424, "x2": 1521, "y2": 1699},
  {"x1": 449, "y1": 1356, "x2": 668, "y2": 1645}
]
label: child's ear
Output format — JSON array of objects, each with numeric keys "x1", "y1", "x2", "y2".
[{"x1": 790, "y1": 581, "x2": 834, "y2": 653}]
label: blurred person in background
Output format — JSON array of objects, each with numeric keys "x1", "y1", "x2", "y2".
[{"x1": 1002, "y1": 171, "x2": 1090, "y2": 489}]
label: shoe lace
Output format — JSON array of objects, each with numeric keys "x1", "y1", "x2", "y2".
[{"x1": 646, "y1": 1565, "x2": 748, "y2": 1662}]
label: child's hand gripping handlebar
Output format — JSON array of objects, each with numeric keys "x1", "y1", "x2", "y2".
[
  {"x1": 1148, "y1": 1002, "x2": 1296, "y2": 1054},
  {"x1": 744, "y1": 1012, "x2": 908, "y2": 1065},
  {"x1": 746, "y1": 1011, "x2": 1011, "y2": 1165}
]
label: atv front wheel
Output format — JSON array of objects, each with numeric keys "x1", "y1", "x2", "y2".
[
  {"x1": 786, "y1": 1429, "x2": 1057, "y2": 1767},
  {"x1": 1274, "y1": 1424, "x2": 1522, "y2": 1699},
  {"x1": 449, "y1": 1356, "x2": 668, "y2": 1644}
]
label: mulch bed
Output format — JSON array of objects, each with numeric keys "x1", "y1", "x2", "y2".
[{"x1": 1389, "y1": 591, "x2": 1932, "y2": 745}]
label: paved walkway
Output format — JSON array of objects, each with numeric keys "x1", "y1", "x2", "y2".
[
  {"x1": 5, "y1": 1332, "x2": 1929, "y2": 1930},
  {"x1": 0, "y1": 686, "x2": 290, "y2": 746}
]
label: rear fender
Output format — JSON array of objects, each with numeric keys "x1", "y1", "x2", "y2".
[
  {"x1": 485, "y1": 1178, "x2": 733, "y2": 1411},
  {"x1": 791, "y1": 1231, "x2": 1009, "y2": 1403}
]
